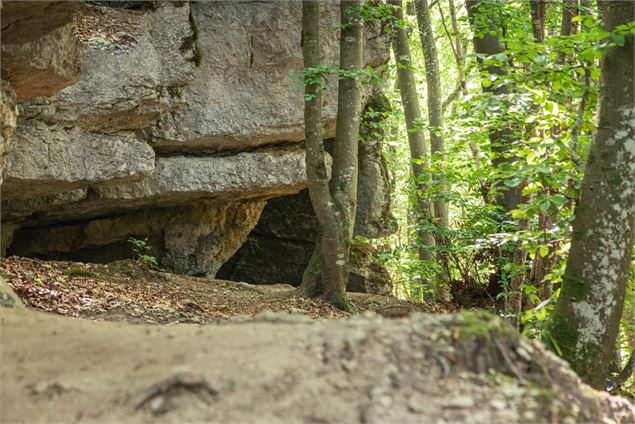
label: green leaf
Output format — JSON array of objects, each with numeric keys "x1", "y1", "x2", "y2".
[
  {"x1": 539, "y1": 199, "x2": 551, "y2": 212},
  {"x1": 538, "y1": 245, "x2": 549, "y2": 258},
  {"x1": 612, "y1": 33, "x2": 625, "y2": 47},
  {"x1": 503, "y1": 177, "x2": 521, "y2": 188}
]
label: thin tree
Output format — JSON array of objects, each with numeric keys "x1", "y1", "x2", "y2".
[
  {"x1": 388, "y1": 0, "x2": 436, "y2": 293},
  {"x1": 550, "y1": 0, "x2": 634, "y2": 390},
  {"x1": 530, "y1": 0, "x2": 547, "y2": 43},
  {"x1": 300, "y1": 0, "x2": 364, "y2": 311},
  {"x1": 467, "y1": 0, "x2": 531, "y2": 327},
  {"x1": 414, "y1": 0, "x2": 448, "y2": 231},
  {"x1": 466, "y1": 0, "x2": 522, "y2": 216}
]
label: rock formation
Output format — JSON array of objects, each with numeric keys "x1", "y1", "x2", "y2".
[
  {"x1": 218, "y1": 190, "x2": 393, "y2": 295},
  {"x1": 1, "y1": 1, "x2": 395, "y2": 281}
]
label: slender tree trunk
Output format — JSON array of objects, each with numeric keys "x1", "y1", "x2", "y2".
[
  {"x1": 300, "y1": 0, "x2": 340, "y2": 300},
  {"x1": 415, "y1": 0, "x2": 448, "y2": 230},
  {"x1": 331, "y1": 0, "x2": 363, "y2": 233},
  {"x1": 415, "y1": 0, "x2": 451, "y2": 300},
  {"x1": 466, "y1": 0, "x2": 522, "y2": 215},
  {"x1": 560, "y1": 0, "x2": 579, "y2": 39},
  {"x1": 388, "y1": 0, "x2": 436, "y2": 274},
  {"x1": 467, "y1": 0, "x2": 525, "y2": 324},
  {"x1": 550, "y1": 0, "x2": 635, "y2": 389},
  {"x1": 530, "y1": 0, "x2": 547, "y2": 43},
  {"x1": 300, "y1": 0, "x2": 364, "y2": 312},
  {"x1": 448, "y1": 0, "x2": 467, "y2": 96}
]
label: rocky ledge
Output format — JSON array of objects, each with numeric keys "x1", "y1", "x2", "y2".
[{"x1": 1, "y1": 1, "x2": 396, "y2": 289}]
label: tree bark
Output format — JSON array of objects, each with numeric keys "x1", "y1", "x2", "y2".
[
  {"x1": 530, "y1": 0, "x2": 547, "y2": 44},
  {"x1": 388, "y1": 0, "x2": 436, "y2": 272},
  {"x1": 560, "y1": 0, "x2": 579, "y2": 38},
  {"x1": 467, "y1": 0, "x2": 525, "y2": 324},
  {"x1": 466, "y1": 0, "x2": 522, "y2": 214},
  {"x1": 415, "y1": 0, "x2": 448, "y2": 230},
  {"x1": 448, "y1": 0, "x2": 467, "y2": 96},
  {"x1": 300, "y1": 0, "x2": 363, "y2": 312},
  {"x1": 550, "y1": 0, "x2": 635, "y2": 389},
  {"x1": 415, "y1": 0, "x2": 451, "y2": 300}
]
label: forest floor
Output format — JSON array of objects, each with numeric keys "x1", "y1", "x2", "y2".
[
  {"x1": 2, "y1": 257, "x2": 634, "y2": 423},
  {"x1": 0, "y1": 256, "x2": 454, "y2": 324}
]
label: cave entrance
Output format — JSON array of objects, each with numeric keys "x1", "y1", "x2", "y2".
[{"x1": 217, "y1": 190, "x2": 317, "y2": 286}]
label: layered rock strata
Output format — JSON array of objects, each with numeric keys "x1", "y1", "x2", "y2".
[{"x1": 1, "y1": 1, "x2": 394, "y2": 279}]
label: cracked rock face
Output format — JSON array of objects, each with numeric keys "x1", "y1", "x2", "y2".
[
  {"x1": 0, "y1": 1, "x2": 393, "y2": 276},
  {"x1": 148, "y1": 1, "x2": 390, "y2": 154},
  {"x1": 2, "y1": 120, "x2": 155, "y2": 199},
  {"x1": 0, "y1": 1, "x2": 84, "y2": 100},
  {"x1": 0, "y1": 80, "x2": 18, "y2": 185}
]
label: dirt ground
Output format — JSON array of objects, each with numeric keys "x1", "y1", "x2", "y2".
[
  {"x1": 0, "y1": 256, "x2": 453, "y2": 324},
  {"x1": 3, "y1": 306, "x2": 634, "y2": 423},
  {"x1": 2, "y1": 256, "x2": 634, "y2": 423}
]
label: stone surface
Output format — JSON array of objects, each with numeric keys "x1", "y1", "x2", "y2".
[
  {"x1": 0, "y1": 80, "x2": 18, "y2": 184},
  {"x1": 0, "y1": 275, "x2": 24, "y2": 309},
  {"x1": 0, "y1": 1, "x2": 393, "y2": 284},
  {"x1": 348, "y1": 243, "x2": 392, "y2": 296},
  {"x1": 0, "y1": 1, "x2": 84, "y2": 100},
  {"x1": 2, "y1": 145, "x2": 310, "y2": 226},
  {"x1": 18, "y1": 2, "x2": 195, "y2": 132},
  {"x1": 2, "y1": 309, "x2": 634, "y2": 423},
  {"x1": 10, "y1": 201, "x2": 264, "y2": 277},
  {"x1": 355, "y1": 95, "x2": 397, "y2": 238},
  {"x1": 2, "y1": 120, "x2": 155, "y2": 199},
  {"x1": 148, "y1": 1, "x2": 391, "y2": 154}
]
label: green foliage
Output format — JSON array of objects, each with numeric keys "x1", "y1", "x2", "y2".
[
  {"x1": 374, "y1": 0, "x2": 634, "y2": 351},
  {"x1": 127, "y1": 237, "x2": 159, "y2": 270},
  {"x1": 293, "y1": 64, "x2": 385, "y2": 101}
]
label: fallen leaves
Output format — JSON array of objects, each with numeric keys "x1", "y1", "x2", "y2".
[{"x1": 1, "y1": 256, "x2": 446, "y2": 324}]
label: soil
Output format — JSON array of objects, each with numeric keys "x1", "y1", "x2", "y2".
[
  {"x1": 2, "y1": 256, "x2": 633, "y2": 423},
  {"x1": 0, "y1": 256, "x2": 454, "y2": 324},
  {"x1": 3, "y1": 306, "x2": 634, "y2": 423}
]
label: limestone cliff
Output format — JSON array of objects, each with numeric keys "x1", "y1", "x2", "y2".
[{"x1": 0, "y1": 1, "x2": 395, "y2": 286}]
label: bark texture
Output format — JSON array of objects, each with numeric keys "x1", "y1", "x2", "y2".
[
  {"x1": 389, "y1": 0, "x2": 436, "y2": 270},
  {"x1": 466, "y1": 0, "x2": 522, "y2": 215},
  {"x1": 467, "y1": 0, "x2": 524, "y2": 323},
  {"x1": 550, "y1": 0, "x2": 635, "y2": 390},
  {"x1": 415, "y1": 0, "x2": 448, "y2": 230},
  {"x1": 300, "y1": 0, "x2": 364, "y2": 309},
  {"x1": 530, "y1": 0, "x2": 546, "y2": 44}
]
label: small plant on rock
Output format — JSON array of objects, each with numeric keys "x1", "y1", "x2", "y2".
[{"x1": 127, "y1": 237, "x2": 159, "y2": 270}]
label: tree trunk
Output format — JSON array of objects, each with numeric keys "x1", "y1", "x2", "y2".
[
  {"x1": 299, "y1": 0, "x2": 363, "y2": 312},
  {"x1": 415, "y1": 0, "x2": 448, "y2": 230},
  {"x1": 560, "y1": 0, "x2": 579, "y2": 39},
  {"x1": 550, "y1": 0, "x2": 635, "y2": 389},
  {"x1": 530, "y1": 0, "x2": 547, "y2": 44},
  {"x1": 388, "y1": 0, "x2": 436, "y2": 273},
  {"x1": 467, "y1": 0, "x2": 524, "y2": 322},
  {"x1": 466, "y1": 0, "x2": 522, "y2": 215},
  {"x1": 415, "y1": 0, "x2": 451, "y2": 300},
  {"x1": 448, "y1": 0, "x2": 467, "y2": 96}
]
